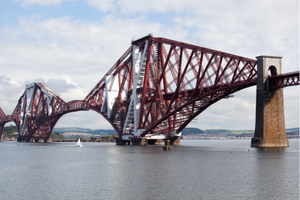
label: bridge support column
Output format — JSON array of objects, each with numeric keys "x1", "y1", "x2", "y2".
[
  {"x1": 251, "y1": 56, "x2": 289, "y2": 147},
  {"x1": 116, "y1": 138, "x2": 131, "y2": 145},
  {"x1": 147, "y1": 139, "x2": 162, "y2": 145},
  {"x1": 34, "y1": 139, "x2": 44, "y2": 143},
  {"x1": 166, "y1": 137, "x2": 180, "y2": 145},
  {"x1": 17, "y1": 138, "x2": 31, "y2": 142},
  {"x1": 0, "y1": 125, "x2": 4, "y2": 141},
  {"x1": 44, "y1": 138, "x2": 52, "y2": 143},
  {"x1": 131, "y1": 138, "x2": 147, "y2": 145}
]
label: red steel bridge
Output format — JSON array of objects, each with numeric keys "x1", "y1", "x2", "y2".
[{"x1": 0, "y1": 35, "x2": 299, "y2": 144}]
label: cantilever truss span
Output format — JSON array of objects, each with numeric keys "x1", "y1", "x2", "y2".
[
  {"x1": 84, "y1": 35, "x2": 258, "y2": 139},
  {"x1": 1, "y1": 35, "x2": 299, "y2": 141}
]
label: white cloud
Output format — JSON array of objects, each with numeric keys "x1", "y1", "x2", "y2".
[
  {"x1": 55, "y1": 110, "x2": 111, "y2": 129},
  {"x1": 14, "y1": 0, "x2": 72, "y2": 7},
  {"x1": 115, "y1": 0, "x2": 243, "y2": 15},
  {"x1": 0, "y1": 75, "x2": 23, "y2": 114},
  {"x1": 86, "y1": 0, "x2": 115, "y2": 12},
  {"x1": 193, "y1": 87, "x2": 256, "y2": 130},
  {"x1": 0, "y1": 14, "x2": 188, "y2": 129},
  {"x1": 283, "y1": 87, "x2": 300, "y2": 128}
]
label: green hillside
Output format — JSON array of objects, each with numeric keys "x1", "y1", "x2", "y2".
[
  {"x1": 51, "y1": 132, "x2": 65, "y2": 139},
  {"x1": 205, "y1": 129, "x2": 254, "y2": 135},
  {"x1": 286, "y1": 128, "x2": 299, "y2": 132},
  {"x1": 181, "y1": 127, "x2": 203, "y2": 135},
  {"x1": 52, "y1": 127, "x2": 117, "y2": 135},
  {"x1": 205, "y1": 129, "x2": 232, "y2": 134},
  {"x1": 3, "y1": 125, "x2": 298, "y2": 137},
  {"x1": 2, "y1": 125, "x2": 18, "y2": 135}
]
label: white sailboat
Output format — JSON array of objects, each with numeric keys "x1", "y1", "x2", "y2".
[{"x1": 76, "y1": 138, "x2": 82, "y2": 147}]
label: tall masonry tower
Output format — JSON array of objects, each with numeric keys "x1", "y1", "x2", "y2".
[{"x1": 251, "y1": 56, "x2": 289, "y2": 147}]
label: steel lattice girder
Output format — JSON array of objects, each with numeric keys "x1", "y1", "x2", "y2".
[
  {"x1": 136, "y1": 36, "x2": 258, "y2": 137},
  {"x1": 269, "y1": 71, "x2": 300, "y2": 89},
  {"x1": 83, "y1": 35, "x2": 258, "y2": 138},
  {"x1": 9, "y1": 83, "x2": 90, "y2": 140},
  {"x1": 14, "y1": 83, "x2": 67, "y2": 140},
  {"x1": 1, "y1": 35, "x2": 300, "y2": 140}
]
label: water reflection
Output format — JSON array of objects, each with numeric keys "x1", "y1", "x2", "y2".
[
  {"x1": 255, "y1": 147, "x2": 287, "y2": 153},
  {"x1": 0, "y1": 140, "x2": 298, "y2": 200},
  {"x1": 251, "y1": 147, "x2": 289, "y2": 200}
]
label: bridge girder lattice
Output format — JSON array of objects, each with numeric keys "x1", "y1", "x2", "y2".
[{"x1": 0, "y1": 35, "x2": 299, "y2": 141}]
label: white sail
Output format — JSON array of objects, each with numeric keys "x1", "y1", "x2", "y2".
[{"x1": 76, "y1": 138, "x2": 82, "y2": 147}]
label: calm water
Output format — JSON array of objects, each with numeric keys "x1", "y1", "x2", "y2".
[{"x1": 0, "y1": 139, "x2": 298, "y2": 200}]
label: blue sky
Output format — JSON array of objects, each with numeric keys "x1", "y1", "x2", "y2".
[{"x1": 0, "y1": 0, "x2": 299, "y2": 130}]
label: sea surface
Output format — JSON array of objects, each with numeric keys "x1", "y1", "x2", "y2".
[{"x1": 0, "y1": 139, "x2": 299, "y2": 200}]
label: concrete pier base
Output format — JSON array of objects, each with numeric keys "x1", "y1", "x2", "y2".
[
  {"x1": 166, "y1": 137, "x2": 180, "y2": 145},
  {"x1": 163, "y1": 139, "x2": 174, "y2": 151},
  {"x1": 44, "y1": 138, "x2": 52, "y2": 143},
  {"x1": 17, "y1": 138, "x2": 31, "y2": 142},
  {"x1": 131, "y1": 138, "x2": 147, "y2": 145},
  {"x1": 116, "y1": 138, "x2": 131, "y2": 145},
  {"x1": 147, "y1": 139, "x2": 162, "y2": 145},
  {"x1": 251, "y1": 137, "x2": 289, "y2": 148}
]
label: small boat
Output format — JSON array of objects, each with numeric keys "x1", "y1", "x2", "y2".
[{"x1": 76, "y1": 138, "x2": 82, "y2": 147}]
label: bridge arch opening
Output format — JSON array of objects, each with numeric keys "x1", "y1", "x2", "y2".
[
  {"x1": 186, "y1": 87, "x2": 256, "y2": 131},
  {"x1": 1, "y1": 121, "x2": 18, "y2": 140},
  {"x1": 53, "y1": 110, "x2": 115, "y2": 137},
  {"x1": 268, "y1": 65, "x2": 278, "y2": 76}
]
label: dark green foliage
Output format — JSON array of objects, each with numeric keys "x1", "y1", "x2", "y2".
[
  {"x1": 3, "y1": 125, "x2": 18, "y2": 135},
  {"x1": 181, "y1": 128, "x2": 203, "y2": 135},
  {"x1": 286, "y1": 128, "x2": 300, "y2": 131},
  {"x1": 50, "y1": 132, "x2": 65, "y2": 139},
  {"x1": 286, "y1": 128, "x2": 299, "y2": 133},
  {"x1": 99, "y1": 135, "x2": 116, "y2": 142},
  {"x1": 205, "y1": 129, "x2": 231, "y2": 134}
]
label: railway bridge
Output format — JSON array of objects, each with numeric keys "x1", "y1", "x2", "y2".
[{"x1": 0, "y1": 35, "x2": 299, "y2": 147}]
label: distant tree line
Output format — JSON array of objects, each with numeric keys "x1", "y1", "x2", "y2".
[
  {"x1": 3, "y1": 125, "x2": 18, "y2": 135},
  {"x1": 51, "y1": 132, "x2": 65, "y2": 139},
  {"x1": 2, "y1": 125, "x2": 298, "y2": 139},
  {"x1": 181, "y1": 128, "x2": 204, "y2": 135}
]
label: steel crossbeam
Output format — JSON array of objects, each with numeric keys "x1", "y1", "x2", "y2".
[{"x1": 269, "y1": 71, "x2": 300, "y2": 89}]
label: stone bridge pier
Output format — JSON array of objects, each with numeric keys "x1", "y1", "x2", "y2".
[{"x1": 251, "y1": 56, "x2": 289, "y2": 147}]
